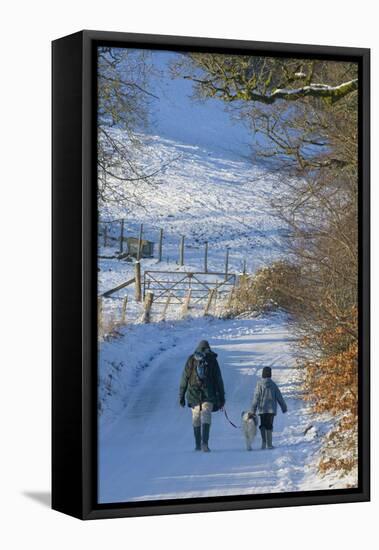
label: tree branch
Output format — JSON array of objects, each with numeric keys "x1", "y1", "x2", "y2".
[{"x1": 185, "y1": 76, "x2": 358, "y2": 105}]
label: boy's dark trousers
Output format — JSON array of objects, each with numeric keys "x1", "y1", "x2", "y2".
[{"x1": 259, "y1": 413, "x2": 275, "y2": 449}]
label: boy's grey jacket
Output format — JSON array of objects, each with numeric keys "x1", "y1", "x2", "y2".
[{"x1": 251, "y1": 378, "x2": 287, "y2": 415}]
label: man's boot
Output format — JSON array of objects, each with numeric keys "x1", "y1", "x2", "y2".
[
  {"x1": 194, "y1": 426, "x2": 201, "y2": 451},
  {"x1": 260, "y1": 426, "x2": 267, "y2": 450},
  {"x1": 201, "y1": 423, "x2": 211, "y2": 452},
  {"x1": 266, "y1": 430, "x2": 274, "y2": 449}
]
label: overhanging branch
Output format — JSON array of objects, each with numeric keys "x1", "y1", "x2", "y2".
[{"x1": 185, "y1": 76, "x2": 358, "y2": 105}]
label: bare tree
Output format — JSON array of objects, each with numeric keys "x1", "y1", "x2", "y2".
[
  {"x1": 175, "y1": 54, "x2": 357, "y2": 103},
  {"x1": 98, "y1": 47, "x2": 176, "y2": 214}
]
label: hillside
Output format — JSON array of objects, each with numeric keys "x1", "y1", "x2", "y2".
[{"x1": 98, "y1": 131, "x2": 287, "y2": 322}]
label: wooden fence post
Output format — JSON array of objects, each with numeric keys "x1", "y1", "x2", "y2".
[
  {"x1": 181, "y1": 289, "x2": 192, "y2": 318},
  {"x1": 161, "y1": 293, "x2": 172, "y2": 321},
  {"x1": 225, "y1": 248, "x2": 230, "y2": 281},
  {"x1": 179, "y1": 236, "x2": 185, "y2": 266},
  {"x1": 97, "y1": 296, "x2": 103, "y2": 327},
  {"x1": 121, "y1": 295, "x2": 128, "y2": 323},
  {"x1": 243, "y1": 259, "x2": 246, "y2": 275},
  {"x1": 119, "y1": 219, "x2": 124, "y2": 254},
  {"x1": 135, "y1": 261, "x2": 142, "y2": 302},
  {"x1": 227, "y1": 285, "x2": 235, "y2": 310},
  {"x1": 204, "y1": 241, "x2": 208, "y2": 273},
  {"x1": 141, "y1": 292, "x2": 154, "y2": 323},
  {"x1": 204, "y1": 289, "x2": 216, "y2": 316},
  {"x1": 158, "y1": 228, "x2": 163, "y2": 262},
  {"x1": 137, "y1": 223, "x2": 143, "y2": 261},
  {"x1": 213, "y1": 289, "x2": 219, "y2": 316}
]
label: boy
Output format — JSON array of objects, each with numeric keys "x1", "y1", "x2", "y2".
[{"x1": 251, "y1": 366, "x2": 287, "y2": 449}]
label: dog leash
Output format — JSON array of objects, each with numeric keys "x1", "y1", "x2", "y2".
[{"x1": 223, "y1": 408, "x2": 241, "y2": 429}]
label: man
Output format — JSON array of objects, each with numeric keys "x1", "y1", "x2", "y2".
[
  {"x1": 179, "y1": 340, "x2": 225, "y2": 452},
  {"x1": 251, "y1": 366, "x2": 287, "y2": 450}
]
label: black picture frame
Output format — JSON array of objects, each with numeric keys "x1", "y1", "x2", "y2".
[{"x1": 52, "y1": 30, "x2": 370, "y2": 520}]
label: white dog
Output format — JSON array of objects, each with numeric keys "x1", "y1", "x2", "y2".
[{"x1": 241, "y1": 411, "x2": 258, "y2": 451}]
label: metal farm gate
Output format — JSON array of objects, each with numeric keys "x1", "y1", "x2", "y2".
[{"x1": 143, "y1": 271, "x2": 236, "y2": 304}]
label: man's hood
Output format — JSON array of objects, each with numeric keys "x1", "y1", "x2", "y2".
[
  {"x1": 194, "y1": 340, "x2": 217, "y2": 358},
  {"x1": 195, "y1": 340, "x2": 211, "y2": 353}
]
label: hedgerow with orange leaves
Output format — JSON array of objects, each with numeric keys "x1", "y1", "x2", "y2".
[{"x1": 302, "y1": 309, "x2": 358, "y2": 475}]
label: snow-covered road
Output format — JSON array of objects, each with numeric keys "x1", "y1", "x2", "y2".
[{"x1": 98, "y1": 314, "x2": 337, "y2": 503}]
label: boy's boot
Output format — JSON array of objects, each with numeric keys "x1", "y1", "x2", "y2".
[
  {"x1": 260, "y1": 426, "x2": 267, "y2": 449},
  {"x1": 201, "y1": 423, "x2": 211, "y2": 452},
  {"x1": 194, "y1": 426, "x2": 201, "y2": 451},
  {"x1": 266, "y1": 430, "x2": 274, "y2": 449}
]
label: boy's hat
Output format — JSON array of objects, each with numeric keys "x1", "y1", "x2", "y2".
[{"x1": 262, "y1": 366, "x2": 272, "y2": 378}]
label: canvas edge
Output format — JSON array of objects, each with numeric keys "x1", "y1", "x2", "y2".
[{"x1": 52, "y1": 30, "x2": 370, "y2": 520}]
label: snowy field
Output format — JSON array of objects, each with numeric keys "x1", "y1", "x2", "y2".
[{"x1": 98, "y1": 131, "x2": 288, "y2": 324}]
